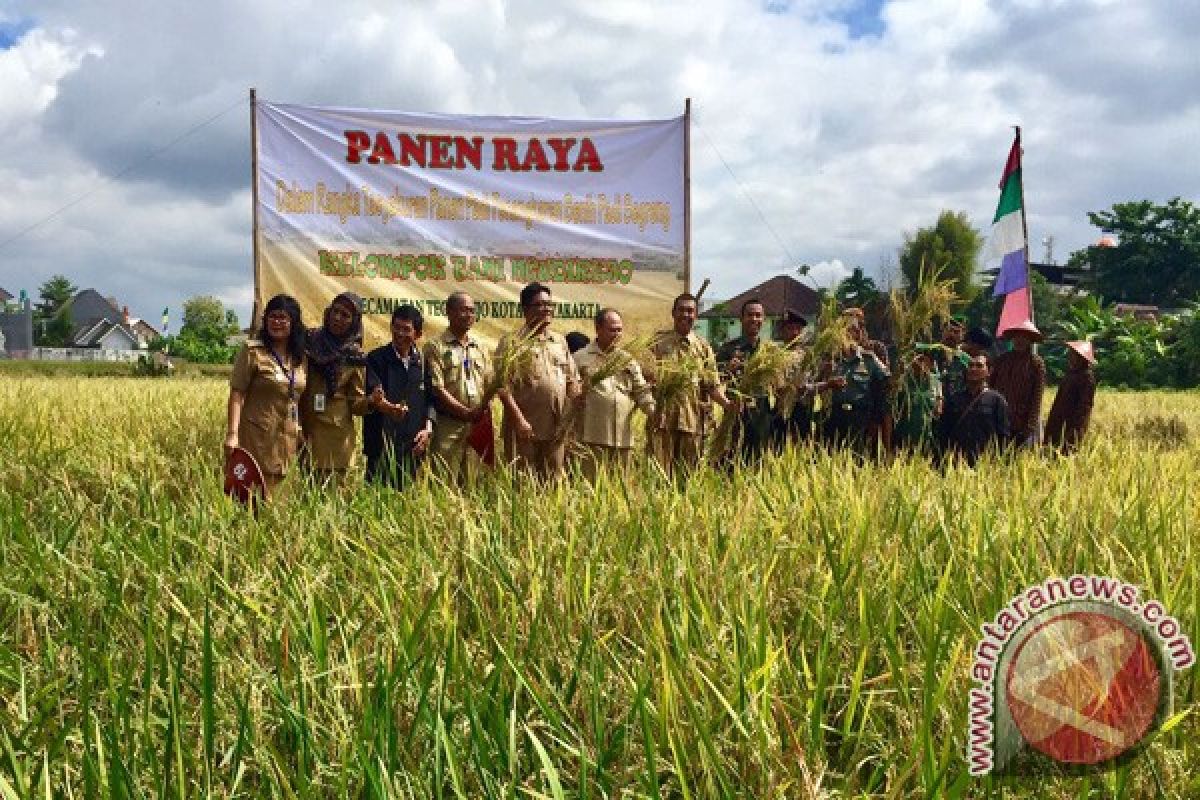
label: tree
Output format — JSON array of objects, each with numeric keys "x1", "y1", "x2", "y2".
[
  {"x1": 834, "y1": 266, "x2": 881, "y2": 307},
  {"x1": 161, "y1": 295, "x2": 240, "y2": 364},
  {"x1": 182, "y1": 296, "x2": 238, "y2": 339},
  {"x1": 1081, "y1": 197, "x2": 1200, "y2": 307},
  {"x1": 34, "y1": 274, "x2": 77, "y2": 346},
  {"x1": 898, "y1": 211, "x2": 983, "y2": 303}
]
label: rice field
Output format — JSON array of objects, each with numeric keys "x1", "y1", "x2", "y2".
[{"x1": 1, "y1": 374, "x2": 1198, "y2": 798}]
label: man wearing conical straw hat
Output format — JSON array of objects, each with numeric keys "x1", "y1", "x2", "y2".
[
  {"x1": 1044, "y1": 340, "x2": 1097, "y2": 454},
  {"x1": 989, "y1": 320, "x2": 1046, "y2": 448}
]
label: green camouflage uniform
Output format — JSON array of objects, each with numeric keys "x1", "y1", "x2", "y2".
[{"x1": 822, "y1": 346, "x2": 890, "y2": 451}]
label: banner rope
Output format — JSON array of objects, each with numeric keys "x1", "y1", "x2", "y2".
[
  {"x1": 0, "y1": 93, "x2": 246, "y2": 252},
  {"x1": 695, "y1": 120, "x2": 799, "y2": 268}
]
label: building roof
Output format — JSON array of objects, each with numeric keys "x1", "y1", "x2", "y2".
[
  {"x1": 73, "y1": 318, "x2": 142, "y2": 348},
  {"x1": 700, "y1": 274, "x2": 822, "y2": 319},
  {"x1": 67, "y1": 288, "x2": 126, "y2": 331},
  {"x1": 0, "y1": 287, "x2": 12, "y2": 302}
]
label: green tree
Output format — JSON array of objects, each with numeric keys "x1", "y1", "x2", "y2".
[
  {"x1": 34, "y1": 274, "x2": 78, "y2": 346},
  {"x1": 161, "y1": 295, "x2": 240, "y2": 364},
  {"x1": 1081, "y1": 197, "x2": 1200, "y2": 307},
  {"x1": 898, "y1": 211, "x2": 983, "y2": 302},
  {"x1": 834, "y1": 266, "x2": 881, "y2": 307}
]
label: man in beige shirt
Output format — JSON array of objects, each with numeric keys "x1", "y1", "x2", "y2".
[
  {"x1": 495, "y1": 282, "x2": 581, "y2": 478},
  {"x1": 646, "y1": 292, "x2": 735, "y2": 475},
  {"x1": 572, "y1": 308, "x2": 656, "y2": 480},
  {"x1": 424, "y1": 291, "x2": 494, "y2": 483}
]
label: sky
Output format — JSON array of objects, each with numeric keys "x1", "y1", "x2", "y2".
[{"x1": 1, "y1": 0, "x2": 1198, "y2": 327}]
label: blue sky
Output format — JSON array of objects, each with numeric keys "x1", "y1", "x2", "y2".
[{"x1": 0, "y1": 16, "x2": 34, "y2": 49}]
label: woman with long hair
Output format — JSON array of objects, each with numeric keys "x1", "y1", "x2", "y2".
[
  {"x1": 301, "y1": 292, "x2": 368, "y2": 482},
  {"x1": 225, "y1": 294, "x2": 307, "y2": 494}
]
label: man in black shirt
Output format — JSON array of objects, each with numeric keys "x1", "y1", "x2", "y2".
[{"x1": 938, "y1": 353, "x2": 1009, "y2": 466}]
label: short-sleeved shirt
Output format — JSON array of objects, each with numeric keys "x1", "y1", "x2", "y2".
[
  {"x1": 649, "y1": 329, "x2": 719, "y2": 434},
  {"x1": 495, "y1": 327, "x2": 579, "y2": 442},
  {"x1": 827, "y1": 346, "x2": 890, "y2": 418},
  {"x1": 573, "y1": 341, "x2": 656, "y2": 449},
  {"x1": 300, "y1": 365, "x2": 366, "y2": 469},
  {"x1": 230, "y1": 341, "x2": 307, "y2": 475},
  {"x1": 424, "y1": 329, "x2": 493, "y2": 413}
]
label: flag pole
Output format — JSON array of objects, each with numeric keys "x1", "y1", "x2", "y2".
[
  {"x1": 683, "y1": 97, "x2": 692, "y2": 294},
  {"x1": 250, "y1": 88, "x2": 261, "y2": 333},
  {"x1": 1014, "y1": 125, "x2": 1035, "y2": 325}
]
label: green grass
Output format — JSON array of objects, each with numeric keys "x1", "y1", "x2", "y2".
[
  {"x1": 0, "y1": 359, "x2": 233, "y2": 379},
  {"x1": 1, "y1": 377, "x2": 1198, "y2": 797}
]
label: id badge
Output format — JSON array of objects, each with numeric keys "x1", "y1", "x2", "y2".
[
  {"x1": 313, "y1": 393, "x2": 326, "y2": 413},
  {"x1": 284, "y1": 401, "x2": 300, "y2": 435}
]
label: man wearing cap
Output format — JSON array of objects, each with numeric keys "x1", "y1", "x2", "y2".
[
  {"x1": 938, "y1": 353, "x2": 1010, "y2": 466},
  {"x1": 646, "y1": 293, "x2": 735, "y2": 475},
  {"x1": 716, "y1": 298, "x2": 777, "y2": 462},
  {"x1": 1044, "y1": 340, "x2": 1097, "y2": 454},
  {"x1": 990, "y1": 321, "x2": 1046, "y2": 447},
  {"x1": 774, "y1": 309, "x2": 818, "y2": 446}
]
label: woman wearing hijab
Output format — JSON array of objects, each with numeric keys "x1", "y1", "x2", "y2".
[
  {"x1": 225, "y1": 294, "x2": 308, "y2": 494},
  {"x1": 301, "y1": 292, "x2": 369, "y2": 482}
]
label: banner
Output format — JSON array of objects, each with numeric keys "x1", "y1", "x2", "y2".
[{"x1": 254, "y1": 100, "x2": 687, "y2": 348}]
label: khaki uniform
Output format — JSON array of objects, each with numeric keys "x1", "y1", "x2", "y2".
[
  {"x1": 496, "y1": 327, "x2": 579, "y2": 476},
  {"x1": 230, "y1": 341, "x2": 307, "y2": 485},
  {"x1": 299, "y1": 365, "x2": 367, "y2": 471},
  {"x1": 646, "y1": 330, "x2": 719, "y2": 472},
  {"x1": 573, "y1": 341, "x2": 656, "y2": 479},
  {"x1": 424, "y1": 329, "x2": 494, "y2": 480}
]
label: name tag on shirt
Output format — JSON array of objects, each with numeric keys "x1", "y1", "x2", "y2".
[{"x1": 313, "y1": 393, "x2": 326, "y2": 412}]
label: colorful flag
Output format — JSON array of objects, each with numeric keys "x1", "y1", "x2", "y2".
[{"x1": 987, "y1": 129, "x2": 1034, "y2": 336}]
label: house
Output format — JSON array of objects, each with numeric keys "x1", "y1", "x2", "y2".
[
  {"x1": 0, "y1": 287, "x2": 13, "y2": 305},
  {"x1": 66, "y1": 288, "x2": 125, "y2": 332},
  {"x1": 697, "y1": 274, "x2": 822, "y2": 345},
  {"x1": 72, "y1": 318, "x2": 147, "y2": 351}
]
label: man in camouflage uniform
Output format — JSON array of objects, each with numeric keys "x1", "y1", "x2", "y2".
[
  {"x1": 646, "y1": 293, "x2": 733, "y2": 475},
  {"x1": 930, "y1": 319, "x2": 969, "y2": 399},
  {"x1": 424, "y1": 291, "x2": 493, "y2": 483},
  {"x1": 820, "y1": 338, "x2": 891, "y2": 455},
  {"x1": 715, "y1": 298, "x2": 776, "y2": 463}
]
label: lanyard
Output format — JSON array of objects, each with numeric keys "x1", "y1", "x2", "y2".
[{"x1": 269, "y1": 348, "x2": 296, "y2": 400}]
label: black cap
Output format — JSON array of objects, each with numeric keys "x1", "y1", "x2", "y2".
[
  {"x1": 781, "y1": 308, "x2": 808, "y2": 327},
  {"x1": 965, "y1": 327, "x2": 993, "y2": 348}
]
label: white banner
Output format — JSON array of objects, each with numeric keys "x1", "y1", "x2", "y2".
[{"x1": 254, "y1": 100, "x2": 687, "y2": 346}]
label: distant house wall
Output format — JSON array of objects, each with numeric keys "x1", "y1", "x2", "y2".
[
  {"x1": 0, "y1": 307, "x2": 34, "y2": 356},
  {"x1": 29, "y1": 347, "x2": 143, "y2": 363},
  {"x1": 98, "y1": 326, "x2": 141, "y2": 351}
]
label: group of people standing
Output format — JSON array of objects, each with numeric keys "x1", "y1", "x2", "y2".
[{"x1": 223, "y1": 282, "x2": 1098, "y2": 495}]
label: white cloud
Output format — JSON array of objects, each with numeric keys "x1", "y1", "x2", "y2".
[{"x1": 0, "y1": 0, "x2": 1197, "y2": 324}]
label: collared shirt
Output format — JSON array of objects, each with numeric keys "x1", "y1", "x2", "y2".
[
  {"x1": 495, "y1": 326, "x2": 579, "y2": 441},
  {"x1": 826, "y1": 346, "x2": 890, "y2": 418},
  {"x1": 230, "y1": 341, "x2": 308, "y2": 475},
  {"x1": 363, "y1": 343, "x2": 436, "y2": 459},
  {"x1": 573, "y1": 341, "x2": 656, "y2": 448},
  {"x1": 649, "y1": 329, "x2": 719, "y2": 434},
  {"x1": 300, "y1": 363, "x2": 367, "y2": 469},
  {"x1": 424, "y1": 328, "x2": 493, "y2": 412}
]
